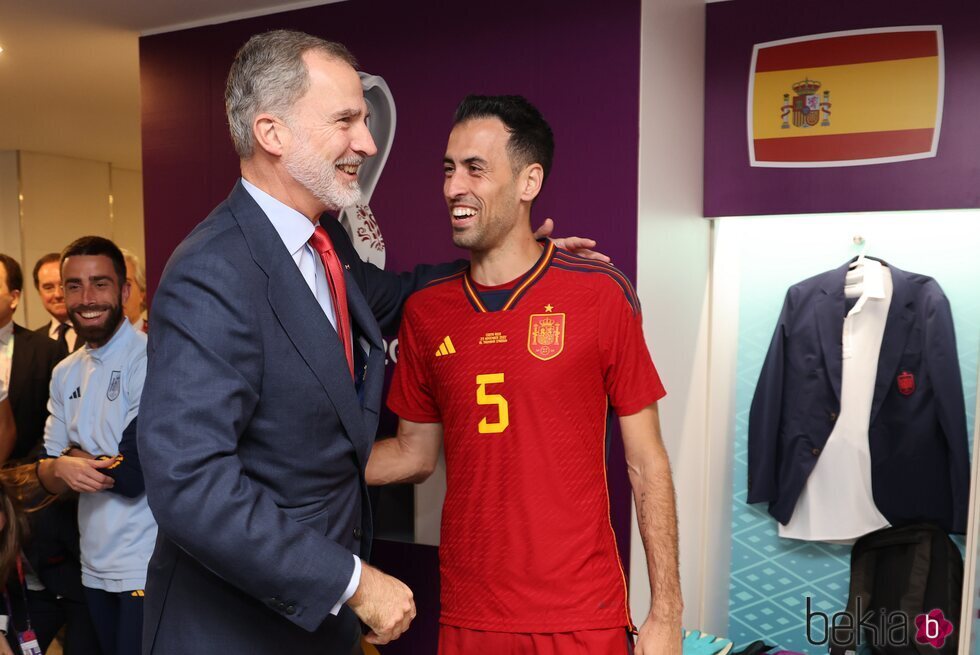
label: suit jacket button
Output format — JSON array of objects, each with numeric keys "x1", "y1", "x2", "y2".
[
  {"x1": 829, "y1": 411, "x2": 838, "y2": 420},
  {"x1": 353, "y1": 527, "x2": 363, "y2": 539},
  {"x1": 811, "y1": 448, "x2": 820, "y2": 456},
  {"x1": 285, "y1": 604, "x2": 296, "y2": 616}
]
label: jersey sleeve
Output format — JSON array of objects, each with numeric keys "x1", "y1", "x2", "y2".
[
  {"x1": 599, "y1": 282, "x2": 666, "y2": 416},
  {"x1": 387, "y1": 299, "x2": 441, "y2": 423}
]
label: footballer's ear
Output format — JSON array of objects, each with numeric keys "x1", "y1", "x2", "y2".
[{"x1": 519, "y1": 163, "x2": 544, "y2": 203}]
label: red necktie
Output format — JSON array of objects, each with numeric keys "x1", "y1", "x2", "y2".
[{"x1": 309, "y1": 226, "x2": 354, "y2": 379}]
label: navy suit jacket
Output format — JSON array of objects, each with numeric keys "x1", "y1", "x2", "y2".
[
  {"x1": 747, "y1": 259, "x2": 970, "y2": 534},
  {"x1": 139, "y1": 182, "x2": 461, "y2": 654}
]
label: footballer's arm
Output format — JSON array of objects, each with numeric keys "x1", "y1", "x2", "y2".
[
  {"x1": 366, "y1": 419, "x2": 443, "y2": 486},
  {"x1": 621, "y1": 402, "x2": 683, "y2": 655}
]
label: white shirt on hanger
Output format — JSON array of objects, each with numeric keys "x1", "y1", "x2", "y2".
[{"x1": 780, "y1": 260, "x2": 892, "y2": 543}]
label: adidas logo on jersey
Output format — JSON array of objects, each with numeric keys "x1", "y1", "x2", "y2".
[
  {"x1": 435, "y1": 336, "x2": 456, "y2": 357},
  {"x1": 69, "y1": 387, "x2": 81, "y2": 400}
]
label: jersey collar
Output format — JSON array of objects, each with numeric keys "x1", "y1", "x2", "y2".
[{"x1": 462, "y1": 240, "x2": 556, "y2": 313}]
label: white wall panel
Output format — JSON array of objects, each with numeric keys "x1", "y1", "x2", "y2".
[
  {"x1": 634, "y1": 0, "x2": 712, "y2": 633},
  {"x1": 111, "y1": 166, "x2": 146, "y2": 262},
  {"x1": 19, "y1": 152, "x2": 112, "y2": 328}
]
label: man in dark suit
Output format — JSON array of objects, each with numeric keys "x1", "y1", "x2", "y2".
[
  {"x1": 0, "y1": 254, "x2": 60, "y2": 461},
  {"x1": 138, "y1": 31, "x2": 437, "y2": 655},
  {"x1": 31, "y1": 253, "x2": 79, "y2": 358}
]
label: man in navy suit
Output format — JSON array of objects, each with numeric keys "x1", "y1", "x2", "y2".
[
  {"x1": 138, "y1": 32, "x2": 428, "y2": 655},
  {"x1": 139, "y1": 29, "x2": 604, "y2": 654}
]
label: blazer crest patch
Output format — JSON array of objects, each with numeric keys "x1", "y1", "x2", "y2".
[{"x1": 897, "y1": 370, "x2": 915, "y2": 396}]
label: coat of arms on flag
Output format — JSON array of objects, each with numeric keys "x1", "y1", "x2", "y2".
[
  {"x1": 748, "y1": 26, "x2": 944, "y2": 167},
  {"x1": 783, "y1": 78, "x2": 830, "y2": 129}
]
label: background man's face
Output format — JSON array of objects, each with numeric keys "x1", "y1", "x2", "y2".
[
  {"x1": 36, "y1": 261, "x2": 68, "y2": 323},
  {"x1": 281, "y1": 53, "x2": 378, "y2": 211},
  {"x1": 0, "y1": 264, "x2": 20, "y2": 329},
  {"x1": 443, "y1": 117, "x2": 523, "y2": 252},
  {"x1": 124, "y1": 260, "x2": 145, "y2": 324},
  {"x1": 62, "y1": 255, "x2": 129, "y2": 348}
]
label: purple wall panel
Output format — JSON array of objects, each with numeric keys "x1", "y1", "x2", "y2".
[
  {"x1": 141, "y1": 1, "x2": 642, "y2": 650},
  {"x1": 704, "y1": 0, "x2": 980, "y2": 217}
]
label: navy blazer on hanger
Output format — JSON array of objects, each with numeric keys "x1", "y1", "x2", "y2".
[{"x1": 747, "y1": 259, "x2": 970, "y2": 534}]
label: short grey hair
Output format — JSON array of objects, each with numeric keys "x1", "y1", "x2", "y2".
[
  {"x1": 225, "y1": 30, "x2": 357, "y2": 159},
  {"x1": 120, "y1": 248, "x2": 146, "y2": 310}
]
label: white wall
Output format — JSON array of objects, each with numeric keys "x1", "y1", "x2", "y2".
[
  {"x1": 111, "y1": 166, "x2": 147, "y2": 258},
  {"x1": 634, "y1": 0, "x2": 716, "y2": 633},
  {"x1": 0, "y1": 151, "x2": 145, "y2": 328},
  {"x1": 0, "y1": 152, "x2": 22, "y2": 272}
]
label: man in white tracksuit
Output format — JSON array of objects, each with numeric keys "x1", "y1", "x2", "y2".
[{"x1": 38, "y1": 236, "x2": 155, "y2": 655}]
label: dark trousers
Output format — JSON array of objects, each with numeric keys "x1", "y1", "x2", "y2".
[
  {"x1": 26, "y1": 587, "x2": 102, "y2": 654},
  {"x1": 82, "y1": 588, "x2": 143, "y2": 655}
]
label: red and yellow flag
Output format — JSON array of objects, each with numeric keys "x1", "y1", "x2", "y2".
[{"x1": 748, "y1": 27, "x2": 943, "y2": 167}]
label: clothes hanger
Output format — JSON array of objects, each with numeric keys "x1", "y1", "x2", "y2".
[{"x1": 848, "y1": 235, "x2": 867, "y2": 269}]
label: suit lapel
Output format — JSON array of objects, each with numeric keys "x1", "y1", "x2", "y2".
[
  {"x1": 815, "y1": 265, "x2": 847, "y2": 403},
  {"x1": 328, "y1": 219, "x2": 384, "y2": 466},
  {"x1": 8, "y1": 326, "x2": 31, "y2": 410},
  {"x1": 228, "y1": 182, "x2": 368, "y2": 458},
  {"x1": 870, "y1": 265, "x2": 915, "y2": 423},
  {"x1": 344, "y1": 270, "x2": 383, "y2": 353}
]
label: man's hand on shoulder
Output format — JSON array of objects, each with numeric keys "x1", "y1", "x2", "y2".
[
  {"x1": 347, "y1": 563, "x2": 416, "y2": 645},
  {"x1": 52, "y1": 455, "x2": 115, "y2": 493},
  {"x1": 532, "y1": 217, "x2": 612, "y2": 263}
]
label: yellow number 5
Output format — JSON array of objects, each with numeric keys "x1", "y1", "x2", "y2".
[{"x1": 476, "y1": 373, "x2": 509, "y2": 434}]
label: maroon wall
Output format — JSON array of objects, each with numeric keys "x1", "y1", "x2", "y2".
[{"x1": 140, "y1": 1, "x2": 642, "y2": 651}]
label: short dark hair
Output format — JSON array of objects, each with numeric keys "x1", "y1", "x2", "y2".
[
  {"x1": 453, "y1": 95, "x2": 555, "y2": 183},
  {"x1": 32, "y1": 252, "x2": 60, "y2": 289},
  {"x1": 0, "y1": 255, "x2": 24, "y2": 293},
  {"x1": 61, "y1": 237, "x2": 126, "y2": 285}
]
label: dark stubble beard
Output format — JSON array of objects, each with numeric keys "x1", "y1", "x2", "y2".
[{"x1": 69, "y1": 297, "x2": 125, "y2": 348}]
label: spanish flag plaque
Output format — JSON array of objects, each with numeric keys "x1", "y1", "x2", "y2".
[{"x1": 748, "y1": 27, "x2": 943, "y2": 167}]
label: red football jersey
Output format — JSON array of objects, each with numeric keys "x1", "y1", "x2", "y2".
[{"x1": 387, "y1": 242, "x2": 666, "y2": 633}]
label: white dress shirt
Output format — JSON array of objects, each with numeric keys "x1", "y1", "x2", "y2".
[
  {"x1": 781, "y1": 260, "x2": 893, "y2": 543},
  {"x1": 241, "y1": 178, "x2": 361, "y2": 614},
  {"x1": 47, "y1": 318, "x2": 78, "y2": 352}
]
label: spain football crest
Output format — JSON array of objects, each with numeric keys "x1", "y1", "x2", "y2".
[
  {"x1": 527, "y1": 313, "x2": 565, "y2": 361},
  {"x1": 107, "y1": 370, "x2": 121, "y2": 401}
]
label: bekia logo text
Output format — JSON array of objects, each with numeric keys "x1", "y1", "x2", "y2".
[{"x1": 806, "y1": 597, "x2": 952, "y2": 649}]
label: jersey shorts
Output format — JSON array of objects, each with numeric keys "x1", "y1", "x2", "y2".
[{"x1": 437, "y1": 624, "x2": 634, "y2": 655}]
